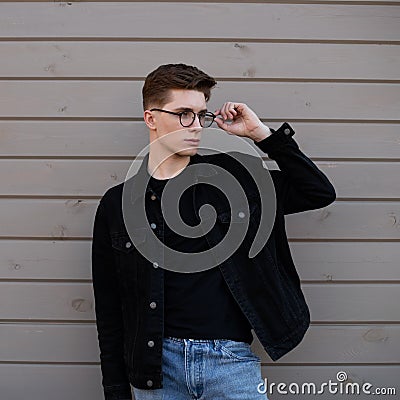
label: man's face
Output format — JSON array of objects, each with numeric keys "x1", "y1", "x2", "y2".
[{"x1": 147, "y1": 89, "x2": 207, "y2": 157}]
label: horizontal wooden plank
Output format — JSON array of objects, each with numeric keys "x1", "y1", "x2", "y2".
[
  {"x1": 0, "y1": 282, "x2": 95, "y2": 320},
  {"x1": 0, "y1": 240, "x2": 90, "y2": 280},
  {"x1": 2, "y1": 81, "x2": 399, "y2": 120},
  {"x1": 0, "y1": 364, "x2": 103, "y2": 400},
  {"x1": 0, "y1": 323, "x2": 99, "y2": 362},
  {"x1": 1, "y1": 241, "x2": 399, "y2": 282},
  {"x1": 291, "y1": 122, "x2": 400, "y2": 159},
  {"x1": 0, "y1": 121, "x2": 149, "y2": 157},
  {"x1": 1, "y1": 159, "x2": 398, "y2": 198},
  {"x1": 1, "y1": 323, "x2": 400, "y2": 364},
  {"x1": 0, "y1": 199, "x2": 97, "y2": 238},
  {"x1": 254, "y1": 325, "x2": 400, "y2": 363},
  {"x1": 304, "y1": 284, "x2": 400, "y2": 322},
  {"x1": 286, "y1": 201, "x2": 400, "y2": 240},
  {"x1": 317, "y1": 162, "x2": 400, "y2": 199},
  {"x1": 0, "y1": 200, "x2": 399, "y2": 239},
  {"x1": 0, "y1": 283, "x2": 398, "y2": 322},
  {"x1": 0, "y1": 364, "x2": 398, "y2": 400},
  {"x1": 0, "y1": 121, "x2": 398, "y2": 159},
  {"x1": 291, "y1": 242, "x2": 400, "y2": 281},
  {"x1": 1, "y1": 42, "x2": 399, "y2": 80},
  {"x1": 0, "y1": 3, "x2": 398, "y2": 41}
]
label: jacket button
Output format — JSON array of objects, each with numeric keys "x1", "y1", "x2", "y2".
[
  {"x1": 152, "y1": 262, "x2": 159, "y2": 268},
  {"x1": 238, "y1": 211, "x2": 245, "y2": 218},
  {"x1": 150, "y1": 223, "x2": 157, "y2": 229},
  {"x1": 147, "y1": 340, "x2": 154, "y2": 347},
  {"x1": 150, "y1": 194, "x2": 157, "y2": 200},
  {"x1": 125, "y1": 242, "x2": 132, "y2": 248},
  {"x1": 146, "y1": 380, "x2": 153, "y2": 387},
  {"x1": 150, "y1": 302, "x2": 157, "y2": 309},
  {"x1": 284, "y1": 128, "x2": 291, "y2": 135}
]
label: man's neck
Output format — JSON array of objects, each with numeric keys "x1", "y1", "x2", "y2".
[{"x1": 147, "y1": 151, "x2": 191, "y2": 180}]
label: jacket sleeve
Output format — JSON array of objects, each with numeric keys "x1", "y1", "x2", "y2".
[
  {"x1": 91, "y1": 199, "x2": 132, "y2": 400},
  {"x1": 254, "y1": 122, "x2": 336, "y2": 215}
]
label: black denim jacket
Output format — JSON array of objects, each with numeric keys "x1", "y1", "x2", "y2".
[{"x1": 91, "y1": 122, "x2": 336, "y2": 400}]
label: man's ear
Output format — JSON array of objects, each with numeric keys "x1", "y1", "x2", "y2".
[{"x1": 144, "y1": 110, "x2": 156, "y2": 130}]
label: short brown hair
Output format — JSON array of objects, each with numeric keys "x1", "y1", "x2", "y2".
[{"x1": 142, "y1": 63, "x2": 217, "y2": 111}]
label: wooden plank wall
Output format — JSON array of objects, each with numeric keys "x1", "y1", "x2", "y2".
[{"x1": 0, "y1": 1, "x2": 399, "y2": 399}]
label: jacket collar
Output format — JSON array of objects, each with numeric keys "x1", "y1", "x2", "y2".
[{"x1": 128, "y1": 152, "x2": 218, "y2": 205}]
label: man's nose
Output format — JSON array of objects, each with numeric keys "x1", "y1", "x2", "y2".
[
  {"x1": 188, "y1": 116, "x2": 202, "y2": 132},
  {"x1": 188, "y1": 127, "x2": 202, "y2": 135},
  {"x1": 191, "y1": 115, "x2": 202, "y2": 128}
]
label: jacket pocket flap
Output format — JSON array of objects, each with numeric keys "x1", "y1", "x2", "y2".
[
  {"x1": 111, "y1": 229, "x2": 146, "y2": 253},
  {"x1": 216, "y1": 203, "x2": 259, "y2": 224}
]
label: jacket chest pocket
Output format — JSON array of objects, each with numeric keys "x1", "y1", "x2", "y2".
[
  {"x1": 110, "y1": 230, "x2": 147, "y2": 289},
  {"x1": 111, "y1": 229, "x2": 147, "y2": 253},
  {"x1": 111, "y1": 233, "x2": 136, "y2": 254},
  {"x1": 215, "y1": 201, "x2": 260, "y2": 239}
]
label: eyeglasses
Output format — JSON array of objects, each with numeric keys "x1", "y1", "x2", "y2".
[{"x1": 149, "y1": 108, "x2": 216, "y2": 128}]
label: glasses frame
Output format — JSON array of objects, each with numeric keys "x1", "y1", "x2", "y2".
[{"x1": 149, "y1": 108, "x2": 216, "y2": 128}]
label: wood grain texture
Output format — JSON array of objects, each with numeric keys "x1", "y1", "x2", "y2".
[
  {"x1": 1, "y1": 81, "x2": 399, "y2": 119},
  {"x1": 1, "y1": 241, "x2": 399, "y2": 281},
  {"x1": 0, "y1": 159, "x2": 398, "y2": 198},
  {"x1": 1, "y1": 323, "x2": 399, "y2": 364},
  {"x1": 0, "y1": 282, "x2": 398, "y2": 322},
  {"x1": 0, "y1": 42, "x2": 398, "y2": 80},
  {"x1": 0, "y1": 121, "x2": 399, "y2": 159},
  {"x1": 0, "y1": 3, "x2": 399, "y2": 41},
  {"x1": 0, "y1": 199, "x2": 399, "y2": 239}
]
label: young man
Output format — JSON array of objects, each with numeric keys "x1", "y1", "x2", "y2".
[{"x1": 91, "y1": 64, "x2": 336, "y2": 400}]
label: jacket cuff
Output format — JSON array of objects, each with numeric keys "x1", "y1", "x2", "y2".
[
  {"x1": 104, "y1": 383, "x2": 132, "y2": 400},
  {"x1": 253, "y1": 122, "x2": 295, "y2": 153}
]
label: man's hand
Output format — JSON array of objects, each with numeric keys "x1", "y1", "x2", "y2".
[{"x1": 214, "y1": 102, "x2": 272, "y2": 142}]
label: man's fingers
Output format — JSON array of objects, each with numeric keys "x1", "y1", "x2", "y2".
[
  {"x1": 223, "y1": 102, "x2": 234, "y2": 120},
  {"x1": 216, "y1": 102, "x2": 246, "y2": 120},
  {"x1": 228, "y1": 103, "x2": 243, "y2": 119},
  {"x1": 215, "y1": 116, "x2": 225, "y2": 125},
  {"x1": 221, "y1": 103, "x2": 229, "y2": 120},
  {"x1": 215, "y1": 116, "x2": 229, "y2": 130}
]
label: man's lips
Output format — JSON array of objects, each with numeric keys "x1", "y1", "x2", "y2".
[{"x1": 184, "y1": 139, "x2": 200, "y2": 143}]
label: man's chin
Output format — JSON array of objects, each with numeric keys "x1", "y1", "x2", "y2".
[{"x1": 177, "y1": 148, "x2": 198, "y2": 156}]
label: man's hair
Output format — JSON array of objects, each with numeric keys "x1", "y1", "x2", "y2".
[{"x1": 142, "y1": 63, "x2": 217, "y2": 111}]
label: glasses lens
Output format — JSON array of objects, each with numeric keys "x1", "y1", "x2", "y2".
[
  {"x1": 180, "y1": 111, "x2": 196, "y2": 127},
  {"x1": 200, "y1": 113, "x2": 215, "y2": 128}
]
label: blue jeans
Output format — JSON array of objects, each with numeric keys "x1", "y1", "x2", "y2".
[{"x1": 131, "y1": 336, "x2": 269, "y2": 400}]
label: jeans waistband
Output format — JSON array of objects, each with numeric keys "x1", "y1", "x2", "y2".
[{"x1": 165, "y1": 336, "x2": 242, "y2": 345}]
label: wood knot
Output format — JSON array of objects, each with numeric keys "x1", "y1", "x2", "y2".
[{"x1": 71, "y1": 298, "x2": 92, "y2": 313}]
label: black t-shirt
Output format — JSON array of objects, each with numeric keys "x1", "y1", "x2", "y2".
[{"x1": 147, "y1": 167, "x2": 253, "y2": 344}]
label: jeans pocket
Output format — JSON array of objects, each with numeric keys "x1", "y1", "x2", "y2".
[
  {"x1": 132, "y1": 386, "x2": 163, "y2": 400},
  {"x1": 219, "y1": 339, "x2": 260, "y2": 362}
]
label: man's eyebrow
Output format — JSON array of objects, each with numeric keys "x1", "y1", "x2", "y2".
[{"x1": 173, "y1": 107, "x2": 208, "y2": 113}]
